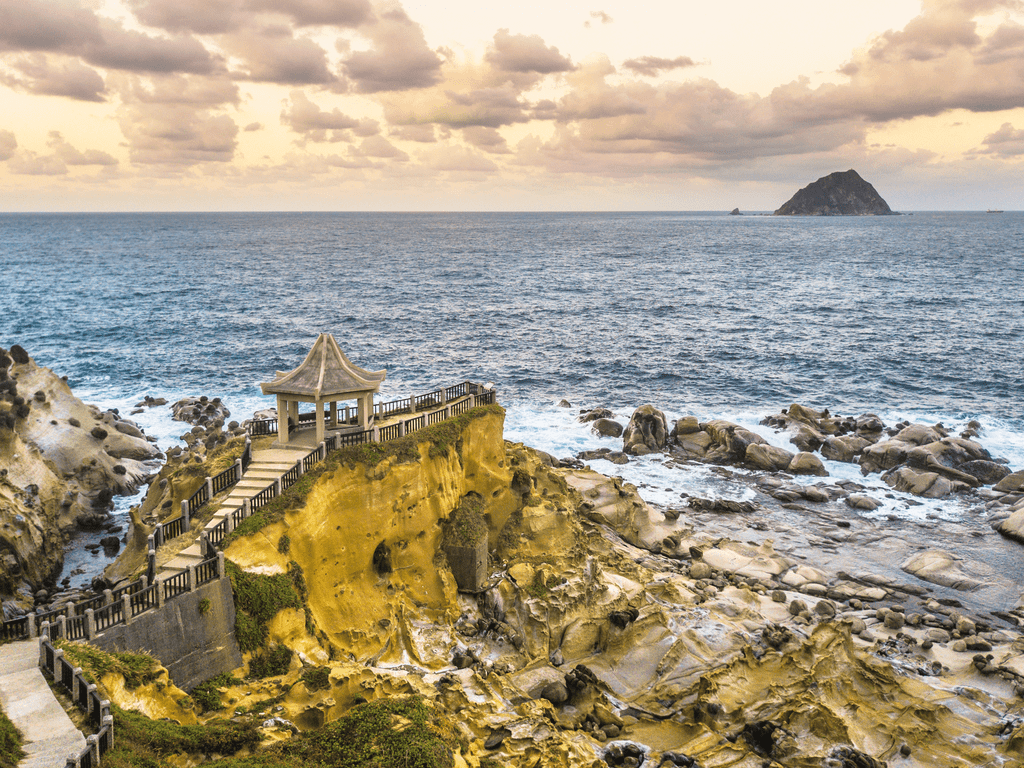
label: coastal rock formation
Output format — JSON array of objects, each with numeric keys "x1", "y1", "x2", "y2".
[
  {"x1": 0, "y1": 347, "x2": 162, "y2": 604},
  {"x1": 622, "y1": 404, "x2": 668, "y2": 455},
  {"x1": 774, "y1": 170, "x2": 896, "y2": 215},
  {"x1": 96, "y1": 408, "x2": 1024, "y2": 768}
]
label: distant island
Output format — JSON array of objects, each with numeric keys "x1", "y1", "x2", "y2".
[{"x1": 774, "y1": 169, "x2": 898, "y2": 215}]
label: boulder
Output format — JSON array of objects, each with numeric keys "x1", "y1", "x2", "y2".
[
  {"x1": 745, "y1": 443, "x2": 795, "y2": 472},
  {"x1": 821, "y1": 435, "x2": 870, "y2": 463},
  {"x1": 996, "y1": 509, "x2": 1024, "y2": 543},
  {"x1": 591, "y1": 418, "x2": 623, "y2": 438},
  {"x1": 671, "y1": 416, "x2": 700, "y2": 436},
  {"x1": 622, "y1": 405, "x2": 668, "y2": 456},
  {"x1": 674, "y1": 430, "x2": 713, "y2": 458},
  {"x1": 995, "y1": 470, "x2": 1024, "y2": 494},
  {"x1": 702, "y1": 420, "x2": 766, "y2": 463},
  {"x1": 860, "y1": 439, "x2": 912, "y2": 474},
  {"x1": 901, "y1": 550, "x2": 993, "y2": 591},
  {"x1": 788, "y1": 452, "x2": 828, "y2": 476},
  {"x1": 883, "y1": 467, "x2": 958, "y2": 498}
]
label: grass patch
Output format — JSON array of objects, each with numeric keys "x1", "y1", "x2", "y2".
[
  {"x1": 222, "y1": 405, "x2": 503, "y2": 546},
  {"x1": 293, "y1": 696, "x2": 456, "y2": 768},
  {"x1": 300, "y1": 666, "x2": 330, "y2": 692},
  {"x1": 56, "y1": 641, "x2": 160, "y2": 690},
  {"x1": 247, "y1": 645, "x2": 293, "y2": 679},
  {"x1": 98, "y1": 704, "x2": 259, "y2": 768},
  {"x1": 226, "y1": 561, "x2": 300, "y2": 653},
  {"x1": 442, "y1": 493, "x2": 487, "y2": 548},
  {"x1": 0, "y1": 707, "x2": 24, "y2": 768},
  {"x1": 190, "y1": 673, "x2": 241, "y2": 714}
]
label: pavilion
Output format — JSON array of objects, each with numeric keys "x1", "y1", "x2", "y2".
[{"x1": 260, "y1": 333, "x2": 386, "y2": 445}]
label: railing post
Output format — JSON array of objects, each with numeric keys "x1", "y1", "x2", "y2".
[
  {"x1": 242, "y1": 498, "x2": 251, "y2": 518},
  {"x1": 103, "y1": 713, "x2": 114, "y2": 745},
  {"x1": 122, "y1": 594, "x2": 132, "y2": 626},
  {"x1": 148, "y1": 532, "x2": 156, "y2": 554},
  {"x1": 86, "y1": 685, "x2": 97, "y2": 718},
  {"x1": 181, "y1": 500, "x2": 190, "y2": 531},
  {"x1": 84, "y1": 609, "x2": 95, "y2": 640},
  {"x1": 147, "y1": 549, "x2": 156, "y2": 585},
  {"x1": 56, "y1": 615, "x2": 66, "y2": 640},
  {"x1": 372, "y1": 426, "x2": 380, "y2": 442},
  {"x1": 102, "y1": 589, "x2": 112, "y2": 606},
  {"x1": 226, "y1": 511, "x2": 236, "y2": 533},
  {"x1": 64, "y1": 753, "x2": 78, "y2": 768},
  {"x1": 186, "y1": 566, "x2": 196, "y2": 592},
  {"x1": 275, "y1": 478, "x2": 282, "y2": 495},
  {"x1": 155, "y1": 579, "x2": 165, "y2": 608},
  {"x1": 444, "y1": 405, "x2": 451, "y2": 420},
  {"x1": 205, "y1": 477, "x2": 213, "y2": 500},
  {"x1": 217, "y1": 552, "x2": 226, "y2": 577},
  {"x1": 87, "y1": 734, "x2": 99, "y2": 766},
  {"x1": 139, "y1": 575, "x2": 148, "y2": 591},
  {"x1": 398, "y1": 420, "x2": 406, "y2": 438},
  {"x1": 72, "y1": 668, "x2": 83, "y2": 702},
  {"x1": 53, "y1": 647, "x2": 64, "y2": 677},
  {"x1": 28, "y1": 611, "x2": 37, "y2": 639},
  {"x1": 296, "y1": 459, "x2": 304, "y2": 477},
  {"x1": 39, "y1": 623, "x2": 50, "y2": 654},
  {"x1": 234, "y1": 458, "x2": 243, "y2": 482},
  {"x1": 319, "y1": 441, "x2": 326, "y2": 460}
]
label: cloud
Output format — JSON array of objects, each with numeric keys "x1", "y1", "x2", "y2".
[
  {"x1": 970, "y1": 121, "x2": 1024, "y2": 156},
  {"x1": 7, "y1": 151, "x2": 67, "y2": 175},
  {"x1": 0, "y1": 130, "x2": 16, "y2": 161},
  {"x1": 621, "y1": 55, "x2": 697, "y2": 77},
  {"x1": 353, "y1": 135, "x2": 407, "y2": 159},
  {"x1": 485, "y1": 29, "x2": 574, "y2": 74},
  {"x1": 46, "y1": 131, "x2": 117, "y2": 165},
  {"x1": 462, "y1": 126, "x2": 510, "y2": 153},
  {"x1": 244, "y1": 122, "x2": 263, "y2": 131},
  {"x1": 281, "y1": 90, "x2": 364, "y2": 141},
  {"x1": 126, "y1": 0, "x2": 371, "y2": 35},
  {"x1": 390, "y1": 124, "x2": 436, "y2": 142},
  {"x1": 223, "y1": 27, "x2": 335, "y2": 84},
  {"x1": 343, "y1": 4, "x2": 443, "y2": 92},
  {"x1": 246, "y1": 0, "x2": 372, "y2": 28},
  {"x1": 114, "y1": 75, "x2": 239, "y2": 164},
  {"x1": 584, "y1": 11, "x2": 612, "y2": 27},
  {"x1": 0, "y1": 54, "x2": 107, "y2": 101},
  {"x1": 0, "y1": 0, "x2": 220, "y2": 75}
]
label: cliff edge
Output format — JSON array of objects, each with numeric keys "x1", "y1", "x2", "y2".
[{"x1": 774, "y1": 169, "x2": 897, "y2": 215}]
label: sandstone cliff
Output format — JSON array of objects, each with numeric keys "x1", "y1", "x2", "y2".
[
  {"x1": 0, "y1": 346, "x2": 162, "y2": 607},
  {"x1": 774, "y1": 169, "x2": 897, "y2": 215}
]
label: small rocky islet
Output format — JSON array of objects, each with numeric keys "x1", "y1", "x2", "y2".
[{"x1": 5, "y1": 348, "x2": 1024, "y2": 767}]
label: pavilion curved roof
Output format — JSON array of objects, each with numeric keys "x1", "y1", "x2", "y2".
[{"x1": 260, "y1": 333, "x2": 386, "y2": 399}]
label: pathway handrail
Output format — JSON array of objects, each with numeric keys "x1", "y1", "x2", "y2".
[{"x1": 38, "y1": 636, "x2": 114, "y2": 768}]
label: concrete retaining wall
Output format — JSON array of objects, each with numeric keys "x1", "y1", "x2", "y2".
[{"x1": 90, "y1": 576, "x2": 242, "y2": 692}]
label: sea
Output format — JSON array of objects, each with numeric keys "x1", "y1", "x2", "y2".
[{"x1": 1, "y1": 211, "x2": 1022, "y2": 587}]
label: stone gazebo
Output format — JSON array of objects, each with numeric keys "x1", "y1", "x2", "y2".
[{"x1": 260, "y1": 333, "x2": 385, "y2": 445}]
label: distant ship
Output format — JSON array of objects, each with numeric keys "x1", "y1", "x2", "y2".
[{"x1": 986, "y1": 209, "x2": 1004, "y2": 213}]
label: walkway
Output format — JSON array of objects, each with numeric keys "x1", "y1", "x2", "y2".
[
  {"x1": 157, "y1": 443, "x2": 310, "y2": 579},
  {"x1": 0, "y1": 640, "x2": 85, "y2": 768}
]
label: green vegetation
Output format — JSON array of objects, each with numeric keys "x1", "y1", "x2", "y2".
[
  {"x1": 189, "y1": 673, "x2": 241, "y2": 714},
  {"x1": 222, "y1": 405, "x2": 503, "y2": 546},
  {"x1": 99, "y1": 704, "x2": 260, "y2": 768},
  {"x1": 226, "y1": 561, "x2": 301, "y2": 653},
  {"x1": 300, "y1": 666, "x2": 331, "y2": 692},
  {"x1": 442, "y1": 493, "x2": 487, "y2": 548},
  {"x1": 0, "y1": 707, "x2": 24, "y2": 768},
  {"x1": 247, "y1": 644, "x2": 293, "y2": 679},
  {"x1": 276, "y1": 534, "x2": 290, "y2": 555},
  {"x1": 56, "y1": 641, "x2": 160, "y2": 690},
  {"x1": 198, "y1": 598, "x2": 212, "y2": 616}
]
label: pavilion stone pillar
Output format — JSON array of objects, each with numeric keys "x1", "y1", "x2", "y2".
[
  {"x1": 362, "y1": 393, "x2": 374, "y2": 430},
  {"x1": 329, "y1": 401, "x2": 338, "y2": 428},
  {"x1": 277, "y1": 395, "x2": 290, "y2": 444},
  {"x1": 289, "y1": 400, "x2": 300, "y2": 434},
  {"x1": 315, "y1": 400, "x2": 325, "y2": 445}
]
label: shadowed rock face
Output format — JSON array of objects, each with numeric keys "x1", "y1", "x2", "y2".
[{"x1": 774, "y1": 170, "x2": 896, "y2": 215}]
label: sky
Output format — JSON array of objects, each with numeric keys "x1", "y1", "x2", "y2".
[{"x1": 1, "y1": 0, "x2": 1023, "y2": 211}]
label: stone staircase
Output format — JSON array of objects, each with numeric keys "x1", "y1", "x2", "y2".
[{"x1": 158, "y1": 446, "x2": 310, "y2": 579}]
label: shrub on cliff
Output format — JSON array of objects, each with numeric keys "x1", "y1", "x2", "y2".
[
  {"x1": 8, "y1": 346, "x2": 28, "y2": 365},
  {"x1": 103, "y1": 704, "x2": 259, "y2": 765},
  {"x1": 56, "y1": 641, "x2": 161, "y2": 690},
  {"x1": 225, "y1": 561, "x2": 300, "y2": 653},
  {"x1": 247, "y1": 644, "x2": 293, "y2": 679}
]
